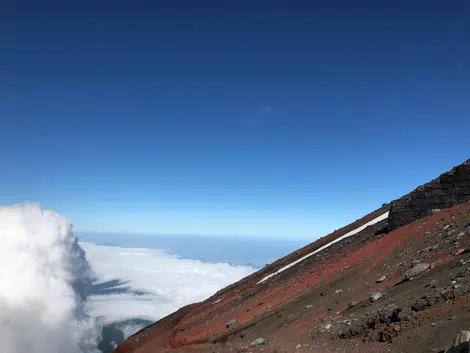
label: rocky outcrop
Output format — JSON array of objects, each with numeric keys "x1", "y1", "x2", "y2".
[{"x1": 388, "y1": 159, "x2": 470, "y2": 231}]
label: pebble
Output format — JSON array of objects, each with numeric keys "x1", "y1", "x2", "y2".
[
  {"x1": 376, "y1": 276, "x2": 387, "y2": 283},
  {"x1": 405, "y1": 263, "x2": 430, "y2": 280},
  {"x1": 226, "y1": 319, "x2": 236, "y2": 328},
  {"x1": 250, "y1": 338, "x2": 268, "y2": 347},
  {"x1": 455, "y1": 248, "x2": 469, "y2": 256},
  {"x1": 444, "y1": 330, "x2": 470, "y2": 352},
  {"x1": 370, "y1": 292, "x2": 383, "y2": 302},
  {"x1": 453, "y1": 330, "x2": 470, "y2": 345}
]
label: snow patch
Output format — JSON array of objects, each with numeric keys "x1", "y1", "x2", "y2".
[{"x1": 257, "y1": 212, "x2": 389, "y2": 284}]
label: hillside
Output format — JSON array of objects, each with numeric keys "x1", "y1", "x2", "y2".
[{"x1": 113, "y1": 159, "x2": 470, "y2": 353}]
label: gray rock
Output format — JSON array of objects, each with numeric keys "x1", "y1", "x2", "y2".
[
  {"x1": 454, "y1": 331, "x2": 470, "y2": 346},
  {"x1": 370, "y1": 292, "x2": 383, "y2": 302},
  {"x1": 445, "y1": 342, "x2": 470, "y2": 353},
  {"x1": 376, "y1": 276, "x2": 386, "y2": 283},
  {"x1": 405, "y1": 263, "x2": 430, "y2": 280},
  {"x1": 250, "y1": 338, "x2": 268, "y2": 347},
  {"x1": 445, "y1": 330, "x2": 470, "y2": 352},
  {"x1": 225, "y1": 319, "x2": 236, "y2": 328},
  {"x1": 455, "y1": 248, "x2": 470, "y2": 256},
  {"x1": 397, "y1": 310, "x2": 409, "y2": 322}
]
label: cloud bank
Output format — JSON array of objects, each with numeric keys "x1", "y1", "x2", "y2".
[
  {"x1": 0, "y1": 203, "x2": 98, "y2": 353},
  {"x1": 82, "y1": 242, "x2": 255, "y2": 328},
  {"x1": 0, "y1": 203, "x2": 255, "y2": 352}
]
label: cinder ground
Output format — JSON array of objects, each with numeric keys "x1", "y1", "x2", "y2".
[{"x1": 114, "y1": 202, "x2": 470, "y2": 353}]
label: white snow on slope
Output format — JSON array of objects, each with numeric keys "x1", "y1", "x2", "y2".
[{"x1": 257, "y1": 212, "x2": 389, "y2": 284}]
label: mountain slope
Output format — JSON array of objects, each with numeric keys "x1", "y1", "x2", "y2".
[{"x1": 113, "y1": 159, "x2": 470, "y2": 353}]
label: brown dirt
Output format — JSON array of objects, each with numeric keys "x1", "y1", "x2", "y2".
[{"x1": 113, "y1": 202, "x2": 470, "y2": 353}]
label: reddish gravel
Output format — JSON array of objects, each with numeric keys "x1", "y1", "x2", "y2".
[{"x1": 113, "y1": 199, "x2": 470, "y2": 353}]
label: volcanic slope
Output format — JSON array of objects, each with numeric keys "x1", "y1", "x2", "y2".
[{"x1": 113, "y1": 159, "x2": 470, "y2": 353}]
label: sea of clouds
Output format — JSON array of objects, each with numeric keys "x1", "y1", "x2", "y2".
[
  {"x1": 82, "y1": 242, "x2": 255, "y2": 351},
  {"x1": 0, "y1": 203, "x2": 255, "y2": 353}
]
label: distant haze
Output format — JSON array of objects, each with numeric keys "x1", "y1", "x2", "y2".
[{"x1": 78, "y1": 232, "x2": 306, "y2": 268}]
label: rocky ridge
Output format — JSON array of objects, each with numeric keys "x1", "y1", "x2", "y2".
[{"x1": 389, "y1": 160, "x2": 470, "y2": 231}]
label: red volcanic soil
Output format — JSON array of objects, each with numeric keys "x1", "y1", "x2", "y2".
[{"x1": 113, "y1": 164, "x2": 470, "y2": 353}]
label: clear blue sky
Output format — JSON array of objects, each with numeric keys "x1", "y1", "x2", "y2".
[{"x1": 1, "y1": 1, "x2": 469, "y2": 238}]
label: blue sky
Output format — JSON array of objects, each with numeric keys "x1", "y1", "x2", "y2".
[{"x1": 1, "y1": 1, "x2": 469, "y2": 238}]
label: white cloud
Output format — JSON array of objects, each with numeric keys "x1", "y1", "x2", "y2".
[
  {"x1": 0, "y1": 203, "x2": 255, "y2": 352},
  {"x1": 82, "y1": 242, "x2": 255, "y2": 326},
  {"x1": 0, "y1": 203, "x2": 98, "y2": 353}
]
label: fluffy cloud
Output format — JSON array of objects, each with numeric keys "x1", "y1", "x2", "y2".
[
  {"x1": 0, "y1": 202, "x2": 255, "y2": 353},
  {"x1": 0, "y1": 203, "x2": 98, "y2": 353},
  {"x1": 83, "y1": 242, "x2": 255, "y2": 328}
]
